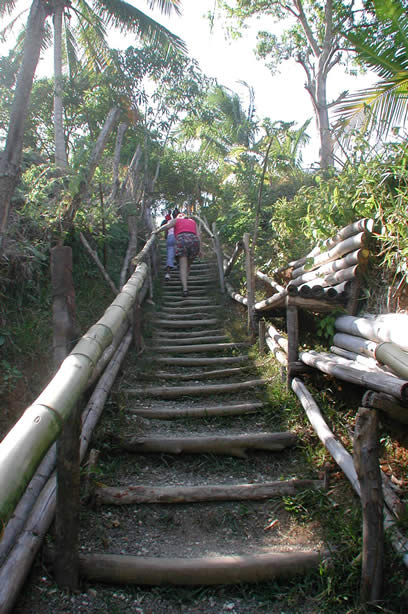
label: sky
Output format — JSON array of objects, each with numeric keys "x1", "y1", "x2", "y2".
[
  {"x1": 1, "y1": 0, "x2": 376, "y2": 166},
  {"x1": 127, "y1": 0, "x2": 376, "y2": 167}
]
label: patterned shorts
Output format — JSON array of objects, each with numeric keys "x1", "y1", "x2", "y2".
[{"x1": 175, "y1": 232, "x2": 200, "y2": 261}]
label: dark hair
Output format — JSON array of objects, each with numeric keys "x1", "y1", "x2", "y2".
[{"x1": 172, "y1": 208, "x2": 179, "y2": 218}]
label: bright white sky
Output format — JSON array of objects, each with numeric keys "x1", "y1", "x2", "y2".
[
  {"x1": 1, "y1": 0, "x2": 376, "y2": 166},
  {"x1": 130, "y1": 0, "x2": 376, "y2": 167}
]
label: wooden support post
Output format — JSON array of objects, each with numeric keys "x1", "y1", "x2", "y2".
[
  {"x1": 353, "y1": 407, "x2": 383, "y2": 605},
  {"x1": 51, "y1": 245, "x2": 78, "y2": 369},
  {"x1": 212, "y1": 222, "x2": 225, "y2": 293},
  {"x1": 55, "y1": 403, "x2": 81, "y2": 589},
  {"x1": 259, "y1": 319, "x2": 266, "y2": 354},
  {"x1": 243, "y1": 233, "x2": 256, "y2": 339},
  {"x1": 133, "y1": 298, "x2": 143, "y2": 352},
  {"x1": 286, "y1": 301, "x2": 299, "y2": 386}
]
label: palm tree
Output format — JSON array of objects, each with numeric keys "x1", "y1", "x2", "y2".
[
  {"x1": 335, "y1": 0, "x2": 408, "y2": 139},
  {"x1": 0, "y1": 0, "x2": 185, "y2": 249}
]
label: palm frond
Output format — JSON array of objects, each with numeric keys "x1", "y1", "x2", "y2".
[
  {"x1": 147, "y1": 0, "x2": 182, "y2": 17},
  {"x1": 92, "y1": 0, "x2": 186, "y2": 53},
  {"x1": 0, "y1": 0, "x2": 17, "y2": 18},
  {"x1": 335, "y1": 74, "x2": 408, "y2": 137}
]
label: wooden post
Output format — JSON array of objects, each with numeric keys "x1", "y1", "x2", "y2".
[
  {"x1": 212, "y1": 222, "x2": 225, "y2": 293},
  {"x1": 286, "y1": 300, "x2": 299, "y2": 386},
  {"x1": 258, "y1": 319, "x2": 266, "y2": 354},
  {"x1": 133, "y1": 298, "x2": 143, "y2": 352},
  {"x1": 243, "y1": 233, "x2": 256, "y2": 339},
  {"x1": 353, "y1": 407, "x2": 383, "y2": 604},
  {"x1": 55, "y1": 402, "x2": 81, "y2": 589},
  {"x1": 51, "y1": 245, "x2": 78, "y2": 369}
]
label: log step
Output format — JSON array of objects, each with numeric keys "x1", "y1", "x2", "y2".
[
  {"x1": 154, "y1": 356, "x2": 249, "y2": 366},
  {"x1": 152, "y1": 319, "x2": 219, "y2": 328},
  {"x1": 148, "y1": 342, "x2": 248, "y2": 354},
  {"x1": 76, "y1": 551, "x2": 323, "y2": 585},
  {"x1": 95, "y1": 478, "x2": 324, "y2": 505},
  {"x1": 151, "y1": 336, "x2": 229, "y2": 346},
  {"x1": 153, "y1": 328, "x2": 224, "y2": 338},
  {"x1": 129, "y1": 401, "x2": 264, "y2": 419},
  {"x1": 154, "y1": 312, "x2": 217, "y2": 320},
  {"x1": 126, "y1": 379, "x2": 266, "y2": 399},
  {"x1": 120, "y1": 431, "x2": 297, "y2": 457},
  {"x1": 138, "y1": 367, "x2": 251, "y2": 381}
]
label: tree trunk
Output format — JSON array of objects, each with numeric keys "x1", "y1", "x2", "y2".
[
  {"x1": 53, "y1": 1, "x2": 69, "y2": 169},
  {"x1": 0, "y1": 0, "x2": 49, "y2": 251}
]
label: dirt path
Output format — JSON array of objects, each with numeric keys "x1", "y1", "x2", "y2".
[{"x1": 15, "y1": 255, "x2": 326, "y2": 613}]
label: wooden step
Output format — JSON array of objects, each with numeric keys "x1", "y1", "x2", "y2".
[
  {"x1": 72, "y1": 550, "x2": 323, "y2": 585},
  {"x1": 152, "y1": 318, "x2": 219, "y2": 328},
  {"x1": 126, "y1": 379, "x2": 267, "y2": 398},
  {"x1": 154, "y1": 356, "x2": 249, "y2": 366},
  {"x1": 95, "y1": 478, "x2": 324, "y2": 505},
  {"x1": 147, "y1": 342, "x2": 249, "y2": 354},
  {"x1": 139, "y1": 366, "x2": 250, "y2": 380},
  {"x1": 129, "y1": 401, "x2": 264, "y2": 419},
  {"x1": 153, "y1": 328, "x2": 224, "y2": 338},
  {"x1": 151, "y1": 335, "x2": 229, "y2": 346},
  {"x1": 119, "y1": 431, "x2": 297, "y2": 456}
]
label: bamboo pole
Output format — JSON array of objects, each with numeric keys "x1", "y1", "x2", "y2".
[
  {"x1": 291, "y1": 233, "x2": 367, "y2": 279},
  {"x1": 0, "y1": 264, "x2": 147, "y2": 526},
  {"x1": 254, "y1": 290, "x2": 287, "y2": 312},
  {"x1": 223, "y1": 241, "x2": 243, "y2": 276},
  {"x1": 225, "y1": 281, "x2": 248, "y2": 306},
  {"x1": 335, "y1": 313, "x2": 408, "y2": 351},
  {"x1": 299, "y1": 350, "x2": 408, "y2": 402},
  {"x1": 288, "y1": 249, "x2": 368, "y2": 289},
  {"x1": 0, "y1": 332, "x2": 133, "y2": 614},
  {"x1": 255, "y1": 270, "x2": 285, "y2": 294},
  {"x1": 332, "y1": 332, "x2": 377, "y2": 358}
]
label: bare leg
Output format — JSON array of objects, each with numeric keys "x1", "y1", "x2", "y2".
[{"x1": 179, "y1": 256, "x2": 188, "y2": 293}]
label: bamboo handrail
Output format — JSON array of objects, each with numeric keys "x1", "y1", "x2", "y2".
[{"x1": 0, "y1": 259, "x2": 149, "y2": 527}]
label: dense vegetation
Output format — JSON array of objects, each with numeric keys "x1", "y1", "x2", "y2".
[{"x1": 1, "y1": 0, "x2": 408, "y2": 610}]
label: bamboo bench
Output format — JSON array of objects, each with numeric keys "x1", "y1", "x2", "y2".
[
  {"x1": 254, "y1": 218, "x2": 374, "y2": 381},
  {"x1": 301, "y1": 313, "x2": 408, "y2": 421}
]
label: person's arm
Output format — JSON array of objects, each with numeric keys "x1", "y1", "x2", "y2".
[{"x1": 153, "y1": 218, "x2": 176, "y2": 234}]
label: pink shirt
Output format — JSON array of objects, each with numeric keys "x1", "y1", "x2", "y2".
[{"x1": 175, "y1": 218, "x2": 197, "y2": 236}]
